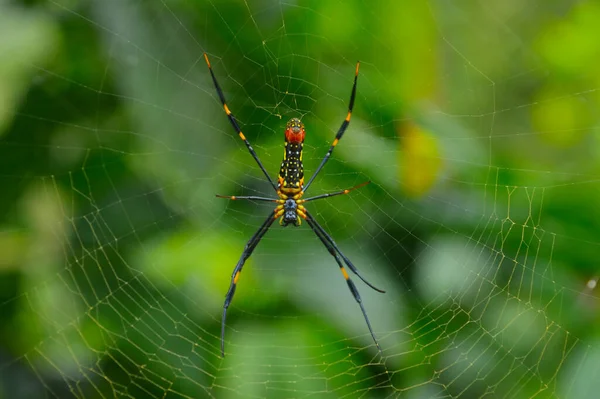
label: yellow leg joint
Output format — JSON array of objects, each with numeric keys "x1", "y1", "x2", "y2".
[
  {"x1": 233, "y1": 271, "x2": 240, "y2": 284},
  {"x1": 341, "y1": 267, "x2": 349, "y2": 280}
]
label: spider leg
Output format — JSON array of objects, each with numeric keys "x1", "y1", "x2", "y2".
[
  {"x1": 304, "y1": 211, "x2": 383, "y2": 354},
  {"x1": 299, "y1": 181, "x2": 370, "y2": 203},
  {"x1": 216, "y1": 194, "x2": 280, "y2": 202},
  {"x1": 303, "y1": 61, "x2": 360, "y2": 194},
  {"x1": 221, "y1": 212, "x2": 276, "y2": 357},
  {"x1": 306, "y1": 211, "x2": 385, "y2": 293},
  {"x1": 204, "y1": 53, "x2": 278, "y2": 192}
]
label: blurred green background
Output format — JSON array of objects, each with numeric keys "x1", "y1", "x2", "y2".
[{"x1": 2, "y1": 0, "x2": 600, "y2": 398}]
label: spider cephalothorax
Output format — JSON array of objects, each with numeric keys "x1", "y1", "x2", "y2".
[
  {"x1": 205, "y1": 53, "x2": 385, "y2": 357},
  {"x1": 282, "y1": 198, "x2": 300, "y2": 226}
]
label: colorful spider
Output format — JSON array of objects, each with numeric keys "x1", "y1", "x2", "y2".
[{"x1": 204, "y1": 54, "x2": 385, "y2": 357}]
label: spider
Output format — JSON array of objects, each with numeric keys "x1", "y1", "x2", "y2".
[{"x1": 204, "y1": 54, "x2": 385, "y2": 357}]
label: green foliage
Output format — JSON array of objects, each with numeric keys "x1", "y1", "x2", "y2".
[{"x1": 1, "y1": 0, "x2": 599, "y2": 398}]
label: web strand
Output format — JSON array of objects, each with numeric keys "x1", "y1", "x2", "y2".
[{"x1": 0, "y1": 1, "x2": 597, "y2": 398}]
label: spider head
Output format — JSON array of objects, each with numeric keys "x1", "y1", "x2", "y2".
[{"x1": 285, "y1": 118, "x2": 305, "y2": 143}]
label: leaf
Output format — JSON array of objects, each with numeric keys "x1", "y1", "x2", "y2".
[
  {"x1": 399, "y1": 121, "x2": 442, "y2": 197},
  {"x1": 0, "y1": 5, "x2": 59, "y2": 136}
]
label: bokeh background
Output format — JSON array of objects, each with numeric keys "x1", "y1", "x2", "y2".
[{"x1": 2, "y1": 0, "x2": 600, "y2": 398}]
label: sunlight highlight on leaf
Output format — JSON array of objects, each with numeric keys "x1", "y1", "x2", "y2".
[{"x1": 399, "y1": 121, "x2": 441, "y2": 197}]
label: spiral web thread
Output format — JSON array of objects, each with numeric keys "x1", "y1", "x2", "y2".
[{"x1": 1, "y1": 0, "x2": 599, "y2": 398}]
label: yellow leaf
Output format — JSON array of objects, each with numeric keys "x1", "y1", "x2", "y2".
[{"x1": 399, "y1": 122, "x2": 441, "y2": 197}]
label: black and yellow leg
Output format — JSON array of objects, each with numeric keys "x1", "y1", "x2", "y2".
[
  {"x1": 304, "y1": 211, "x2": 383, "y2": 354},
  {"x1": 216, "y1": 194, "x2": 280, "y2": 203},
  {"x1": 306, "y1": 210, "x2": 385, "y2": 294},
  {"x1": 304, "y1": 61, "x2": 360, "y2": 193},
  {"x1": 204, "y1": 53, "x2": 278, "y2": 191},
  {"x1": 297, "y1": 205, "x2": 307, "y2": 225},
  {"x1": 274, "y1": 205, "x2": 285, "y2": 224},
  {"x1": 297, "y1": 205, "x2": 307, "y2": 218},
  {"x1": 299, "y1": 181, "x2": 370, "y2": 204},
  {"x1": 292, "y1": 192, "x2": 304, "y2": 200},
  {"x1": 221, "y1": 212, "x2": 276, "y2": 357}
]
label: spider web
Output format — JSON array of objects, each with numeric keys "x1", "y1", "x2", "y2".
[{"x1": 1, "y1": 0, "x2": 600, "y2": 398}]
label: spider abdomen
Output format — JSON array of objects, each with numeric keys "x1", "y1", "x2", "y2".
[{"x1": 278, "y1": 141, "x2": 304, "y2": 193}]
